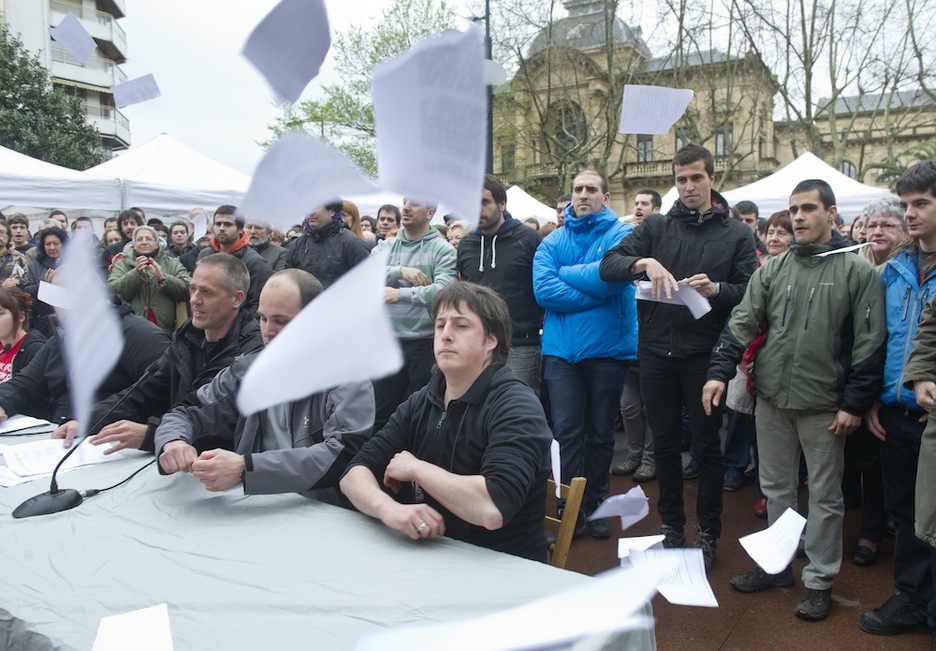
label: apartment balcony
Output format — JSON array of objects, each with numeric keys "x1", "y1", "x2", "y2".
[
  {"x1": 50, "y1": 0, "x2": 127, "y2": 62},
  {"x1": 51, "y1": 45, "x2": 127, "y2": 90},
  {"x1": 85, "y1": 103, "x2": 130, "y2": 150},
  {"x1": 625, "y1": 157, "x2": 731, "y2": 179}
]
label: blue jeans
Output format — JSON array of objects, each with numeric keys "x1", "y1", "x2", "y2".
[
  {"x1": 507, "y1": 344, "x2": 542, "y2": 397},
  {"x1": 544, "y1": 356, "x2": 630, "y2": 512},
  {"x1": 723, "y1": 407, "x2": 756, "y2": 478}
]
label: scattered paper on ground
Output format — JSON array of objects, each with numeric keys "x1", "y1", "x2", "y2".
[
  {"x1": 739, "y1": 507, "x2": 807, "y2": 574},
  {"x1": 630, "y1": 548, "x2": 718, "y2": 607},
  {"x1": 618, "y1": 535, "x2": 665, "y2": 564}
]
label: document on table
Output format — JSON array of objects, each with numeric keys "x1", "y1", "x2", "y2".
[
  {"x1": 0, "y1": 415, "x2": 55, "y2": 436},
  {"x1": 618, "y1": 535, "x2": 665, "y2": 564},
  {"x1": 3, "y1": 438, "x2": 125, "y2": 478},
  {"x1": 355, "y1": 561, "x2": 675, "y2": 650},
  {"x1": 238, "y1": 251, "x2": 402, "y2": 416},
  {"x1": 49, "y1": 11, "x2": 96, "y2": 64},
  {"x1": 587, "y1": 485, "x2": 649, "y2": 532},
  {"x1": 636, "y1": 279, "x2": 712, "y2": 319},
  {"x1": 619, "y1": 84, "x2": 694, "y2": 135},
  {"x1": 372, "y1": 26, "x2": 485, "y2": 229},
  {"x1": 241, "y1": 0, "x2": 331, "y2": 104},
  {"x1": 739, "y1": 507, "x2": 807, "y2": 574},
  {"x1": 92, "y1": 603, "x2": 173, "y2": 651},
  {"x1": 630, "y1": 548, "x2": 718, "y2": 607},
  {"x1": 112, "y1": 74, "x2": 161, "y2": 108},
  {"x1": 239, "y1": 131, "x2": 378, "y2": 231}
]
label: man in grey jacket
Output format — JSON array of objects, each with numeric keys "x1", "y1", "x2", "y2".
[{"x1": 155, "y1": 269, "x2": 375, "y2": 501}]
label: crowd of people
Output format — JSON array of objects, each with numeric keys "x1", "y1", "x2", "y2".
[{"x1": 1, "y1": 143, "x2": 936, "y2": 635}]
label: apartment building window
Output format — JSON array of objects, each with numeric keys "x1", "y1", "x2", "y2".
[
  {"x1": 715, "y1": 124, "x2": 733, "y2": 157},
  {"x1": 839, "y1": 160, "x2": 857, "y2": 179},
  {"x1": 637, "y1": 135, "x2": 653, "y2": 162}
]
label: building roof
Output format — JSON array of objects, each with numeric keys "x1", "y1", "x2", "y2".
[
  {"x1": 637, "y1": 49, "x2": 734, "y2": 74},
  {"x1": 527, "y1": 2, "x2": 651, "y2": 59},
  {"x1": 822, "y1": 89, "x2": 936, "y2": 116}
]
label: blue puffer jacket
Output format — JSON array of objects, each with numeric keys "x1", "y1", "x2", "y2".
[
  {"x1": 533, "y1": 204, "x2": 637, "y2": 362},
  {"x1": 880, "y1": 247, "x2": 936, "y2": 409}
]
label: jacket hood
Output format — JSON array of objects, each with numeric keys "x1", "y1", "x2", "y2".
[
  {"x1": 564, "y1": 204, "x2": 620, "y2": 235},
  {"x1": 209, "y1": 230, "x2": 250, "y2": 255},
  {"x1": 478, "y1": 214, "x2": 523, "y2": 238},
  {"x1": 667, "y1": 189, "x2": 731, "y2": 226},
  {"x1": 308, "y1": 219, "x2": 345, "y2": 241},
  {"x1": 790, "y1": 230, "x2": 853, "y2": 257},
  {"x1": 474, "y1": 215, "x2": 526, "y2": 273}
]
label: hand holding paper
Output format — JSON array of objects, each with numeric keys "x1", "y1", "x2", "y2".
[{"x1": 636, "y1": 278, "x2": 712, "y2": 319}]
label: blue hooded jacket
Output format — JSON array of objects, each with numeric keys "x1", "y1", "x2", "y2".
[
  {"x1": 533, "y1": 203, "x2": 637, "y2": 362},
  {"x1": 880, "y1": 247, "x2": 936, "y2": 409}
]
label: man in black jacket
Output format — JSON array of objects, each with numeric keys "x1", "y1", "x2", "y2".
[
  {"x1": 285, "y1": 201, "x2": 369, "y2": 287},
  {"x1": 457, "y1": 175, "x2": 543, "y2": 394},
  {"x1": 0, "y1": 297, "x2": 169, "y2": 422},
  {"x1": 54, "y1": 254, "x2": 263, "y2": 453},
  {"x1": 599, "y1": 144, "x2": 758, "y2": 570}
]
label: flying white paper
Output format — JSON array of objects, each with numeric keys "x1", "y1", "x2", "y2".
[
  {"x1": 635, "y1": 278, "x2": 712, "y2": 319},
  {"x1": 618, "y1": 85, "x2": 694, "y2": 135},
  {"x1": 2, "y1": 437, "x2": 125, "y2": 478},
  {"x1": 92, "y1": 603, "x2": 173, "y2": 651},
  {"x1": 373, "y1": 27, "x2": 486, "y2": 231},
  {"x1": 739, "y1": 507, "x2": 807, "y2": 574},
  {"x1": 354, "y1": 562, "x2": 674, "y2": 651},
  {"x1": 814, "y1": 241, "x2": 872, "y2": 257},
  {"x1": 112, "y1": 74, "x2": 161, "y2": 108},
  {"x1": 49, "y1": 12, "x2": 96, "y2": 64},
  {"x1": 618, "y1": 535, "x2": 665, "y2": 565},
  {"x1": 57, "y1": 231, "x2": 124, "y2": 440},
  {"x1": 37, "y1": 280, "x2": 73, "y2": 309},
  {"x1": 587, "y1": 485, "x2": 649, "y2": 532},
  {"x1": 239, "y1": 131, "x2": 378, "y2": 230},
  {"x1": 630, "y1": 548, "x2": 718, "y2": 607},
  {"x1": 241, "y1": 0, "x2": 331, "y2": 104},
  {"x1": 237, "y1": 250, "x2": 402, "y2": 415},
  {"x1": 550, "y1": 438, "x2": 561, "y2": 498},
  {"x1": 191, "y1": 212, "x2": 208, "y2": 241}
]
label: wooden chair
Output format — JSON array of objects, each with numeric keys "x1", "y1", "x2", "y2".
[{"x1": 545, "y1": 476, "x2": 586, "y2": 569}]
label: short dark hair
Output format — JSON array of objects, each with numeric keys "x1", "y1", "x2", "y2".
[
  {"x1": 7, "y1": 213, "x2": 29, "y2": 229},
  {"x1": 734, "y1": 200, "x2": 759, "y2": 218},
  {"x1": 635, "y1": 189, "x2": 662, "y2": 209},
  {"x1": 377, "y1": 204, "x2": 401, "y2": 225},
  {"x1": 0, "y1": 286, "x2": 32, "y2": 325},
  {"x1": 431, "y1": 282, "x2": 511, "y2": 366},
  {"x1": 573, "y1": 169, "x2": 609, "y2": 194},
  {"x1": 402, "y1": 197, "x2": 439, "y2": 211},
  {"x1": 119, "y1": 209, "x2": 144, "y2": 228},
  {"x1": 49, "y1": 209, "x2": 67, "y2": 222},
  {"x1": 324, "y1": 200, "x2": 344, "y2": 215},
  {"x1": 766, "y1": 210, "x2": 792, "y2": 234},
  {"x1": 896, "y1": 160, "x2": 936, "y2": 198},
  {"x1": 213, "y1": 205, "x2": 244, "y2": 231},
  {"x1": 146, "y1": 217, "x2": 164, "y2": 227},
  {"x1": 556, "y1": 193, "x2": 572, "y2": 205},
  {"x1": 268, "y1": 268, "x2": 323, "y2": 308},
  {"x1": 673, "y1": 144, "x2": 715, "y2": 177},
  {"x1": 170, "y1": 220, "x2": 190, "y2": 235},
  {"x1": 130, "y1": 207, "x2": 146, "y2": 220},
  {"x1": 757, "y1": 217, "x2": 768, "y2": 235},
  {"x1": 103, "y1": 216, "x2": 117, "y2": 228},
  {"x1": 791, "y1": 179, "x2": 836, "y2": 210},
  {"x1": 483, "y1": 174, "x2": 507, "y2": 206},
  {"x1": 196, "y1": 253, "x2": 249, "y2": 298}
]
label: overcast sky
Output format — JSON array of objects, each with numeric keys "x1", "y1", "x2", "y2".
[{"x1": 117, "y1": 0, "x2": 406, "y2": 174}]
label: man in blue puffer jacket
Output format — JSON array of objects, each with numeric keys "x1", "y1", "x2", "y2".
[{"x1": 533, "y1": 169, "x2": 637, "y2": 540}]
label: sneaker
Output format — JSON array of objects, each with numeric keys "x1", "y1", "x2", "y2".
[
  {"x1": 852, "y1": 544, "x2": 878, "y2": 567},
  {"x1": 586, "y1": 516, "x2": 611, "y2": 539},
  {"x1": 612, "y1": 458, "x2": 640, "y2": 476},
  {"x1": 559, "y1": 507, "x2": 587, "y2": 539},
  {"x1": 692, "y1": 526, "x2": 717, "y2": 572},
  {"x1": 730, "y1": 565, "x2": 795, "y2": 593},
  {"x1": 859, "y1": 592, "x2": 931, "y2": 635},
  {"x1": 634, "y1": 463, "x2": 656, "y2": 483},
  {"x1": 794, "y1": 587, "x2": 832, "y2": 621},
  {"x1": 658, "y1": 524, "x2": 686, "y2": 548},
  {"x1": 682, "y1": 459, "x2": 699, "y2": 479},
  {"x1": 723, "y1": 475, "x2": 745, "y2": 492}
]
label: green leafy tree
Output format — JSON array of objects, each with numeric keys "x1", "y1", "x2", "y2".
[
  {"x1": 0, "y1": 23, "x2": 106, "y2": 170},
  {"x1": 263, "y1": 0, "x2": 457, "y2": 177}
]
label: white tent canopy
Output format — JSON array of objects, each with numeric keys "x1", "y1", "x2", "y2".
[
  {"x1": 507, "y1": 185, "x2": 556, "y2": 224},
  {"x1": 0, "y1": 145, "x2": 121, "y2": 212},
  {"x1": 86, "y1": 134, "x2": 251, "y2": 214},
  {"x1": 660, "y1": 152, "x2": 890, "y2": 221}
]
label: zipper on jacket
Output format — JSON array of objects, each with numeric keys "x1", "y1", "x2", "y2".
[
  {"x1": 436, "y1": 411, "x2": 448, "y2": 431},
  {"x1": 901, "y1": 286, "x2": 912, "y2": 321},
  {"x1": 803, "y1": 287, "x2": 817, "y2": 330},
  {"x1": 865, "y1": 304, "x2": 871, "y2": 332},
  {"x1": 781, "y1": 284, "x2": 792, "y2": 327}
]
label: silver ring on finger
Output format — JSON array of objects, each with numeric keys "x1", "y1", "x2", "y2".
[{"x1": 416, "y1": 522, "x2": 428, "y2": 534}]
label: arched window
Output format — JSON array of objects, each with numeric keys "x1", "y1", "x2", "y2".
[
  {"x1": 839, "y1": 160, "x2": 857, "y2": 179},
  {"x1": 546, "y1": 100, "x2": 587, "y2": 162}
]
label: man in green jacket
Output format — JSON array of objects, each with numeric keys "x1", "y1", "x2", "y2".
[{"x1": 702, "y1": 179, "x2": 886, "y2": 622}]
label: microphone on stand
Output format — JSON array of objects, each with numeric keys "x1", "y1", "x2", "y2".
[{"x1": 12, "y1": 362, "x2": 158, "y2": 519}]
